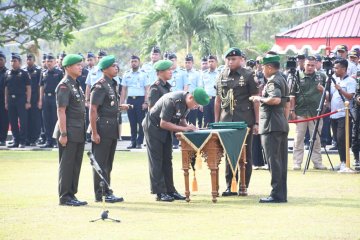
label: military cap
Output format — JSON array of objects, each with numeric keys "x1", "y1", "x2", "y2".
[
  {"x1": 42, "y1": 53, "x2": 47, "y2": 61},
  {"x1": 349, "y1": 50, "x2": 359, "y2": 58},
  {"x1": 201, "y1": 56, "x2": 208, "y2": 62},
  {"x1": 337, "y1": 45, "x2": 348, "y2": 52},
  {"x1": 261, "y1": 53, "x2": 280, "y2": 65},
  {"x1": 46, "y1": 53, "x2": 55, "y2": 60},
  {"x1": 0, "y1": 51, "x2": 6, "y2": 59},
  {"x1": 98, "y1": 55, "x2": 116, "y2": 70},
  {"x1": 27, "y1": 53, "x2": 35, "y2": 60},
  {"x1": 62, "y1": 54, "x2": 83, "y2": 67},
  {"x1": 167, "y1": 52, "x2": 177, "y2": 60},
  {"x1": 11, "y1": 53, "x2": 21, "y2": 61},
  {"x1": 87, "y1": 52, "x2": 95, "y2": 58},
  {"x1": 131, "y1": 55, "x2": 140, "y2": 60},
  {"x1": 224, "y1": 47, "x2": 242, "y2": 58},
  {"x1": 193, "y1": 87, "x2": 210, "y2": 106},
  {"x1": 153, "y1": 59, "x2": 173, "y2": 71},
  {"x1": 151, "y1": 46, "x2": 161, "y2": 54},
  {"x1": 59, "y1": 51, "x2": 66, "y2": 58},
  {"x1": 314, "y1": 54, "x2": 322, "y2": 61},
  {"x1": 98, "y1": 50, "x2": 107, "y2": 57},
  {"x1": 78, "y1": 53, "x2": 84, "y2": 59},
  {"x1": 296, "y1": 54, "x2": 305, "y2": 60},
  {"x1": 208, "y1": 54, "x2": 217, "y2": 60},
  {"x1": 185, "y1": 53, "x2": 193, "y2": 61},
  {"x1": 306, "y1": 55, "x2": 316, "y2": 61},
  {"x1": 246, "y1": 59, "x2": 256, "y2": 68}
]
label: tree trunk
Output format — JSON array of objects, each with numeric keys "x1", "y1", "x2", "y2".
[{"x1": 187, "y1": 37, "x2": 192, "y2": 53}]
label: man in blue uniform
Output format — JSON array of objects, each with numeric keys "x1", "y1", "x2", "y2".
[
  {"x1": 4, "y1": 53, "x2": 32, "y2": 148},
  {"x1": 142, "y1": 46, "x2": 162, "y2": 85},
  {"x1": 184, "y1": 54, "x2": 202, "y2": 126},
  {"x1": 39, "y1": 53, "x2": 64, "y2": 148},
  {"x1": 201, "y1": 54, "x2": 219, "y2": 127},
  {"x1": 0, "y1": 51, "x2": 8, "y2": 146},
  {"x1": 121, "y1": 55, "x2": 149, "y2": 149},
  {"x1": 25, "y1": 54, "x2": 42, "y2": 146}
]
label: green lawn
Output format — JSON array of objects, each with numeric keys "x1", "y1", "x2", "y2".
[{"x1": 0, "y1": 151, "x2": 359, "y2": 240}]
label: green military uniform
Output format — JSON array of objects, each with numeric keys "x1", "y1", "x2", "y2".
[
  {"x1": 54, "y1": 75, "x2": 86, "y2": 203},
  {"x1": 216, "y1": 63, "x2": 258, "y2": 189},
  {"x1": 148, "y1": 79, "x2": 172, "y2": 109},
  {"x1": 90, "y1": 76, "x2": 119, "y2": 200},
  {"x1": 259, "y1": 69, "x2": 289, "y2": 202},
  {"x1": 143, "y1": 91, "x2": 190, "y2": 195}
]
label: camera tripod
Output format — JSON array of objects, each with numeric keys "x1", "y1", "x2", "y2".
[
  {"x1": 288, "y1": 69, "x2": 333, "y2": 173},
  {"x1": 88, "y1": 151, "x2": 121, "y2": 223}
]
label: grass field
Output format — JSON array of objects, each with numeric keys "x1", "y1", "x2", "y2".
[{"x1": 0, "y1": 150, "x2": 359, "y2": 240}]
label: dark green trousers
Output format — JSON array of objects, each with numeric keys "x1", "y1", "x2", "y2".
[
  {"x1": 261, "y1": 131, "x2": 288, "y2": 201},
  {"x1": 92, "y1": 138, "x2": 117, "y2": 198},
  {"x1": 58, "y1": 141, "x2": 85, "y2": 201}
]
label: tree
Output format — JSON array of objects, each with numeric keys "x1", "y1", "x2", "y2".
[
  {"x1": 141, "y1": 0, "x2": 235, "y2": 55},
  {"x1": 0, "y1": 0, "x2": 86, "y2": 48}
]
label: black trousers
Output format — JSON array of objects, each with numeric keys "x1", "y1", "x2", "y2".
[
  {"x1": 144, "y1": 129, "x2": 175, "y2": 194},
  {"x1": 92, "y1": 138, "x2": 117, "y2": 198},
  {"x1": 27, "y1": 104, "x2": 41, "y2": 143},
  {"x1": 42, "y1": 95, "x2": 57, "y2": 144},
  {"x1": 352, "y1": 109, "x2": 360, "y2": 160},
  {"x1": 225, "y1": 131, "x2": 253, "y2": 189},
  {"x1": 261, "y1": 131, "x2": 288, "y2": 201},
  {"x1": 8, "y1": 96, "x2": 28, "y2": 144},
  {"x1": 0, "y1": 99, "x2": 8, "y2": 142},
  {"x1": 331, "y1": 117, "x2": 352, "y2": 163},
  {"x1": 203, "y1": 98, "x2": 215, "y2": 128},
  {"x1": 252, "y1": 134, "x2": 265, "y2": 167},
  {"x1": 58, "y1": 141, "x2": 85, "y2": 201}
]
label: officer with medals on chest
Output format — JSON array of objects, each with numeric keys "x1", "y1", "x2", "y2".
[
  {"x1": 24, "y1": 54, "x2": 42, "y2": 146},
  {"x1": 143, "y1": 70, "x2": 210, "y2": 201},
  {"x1": 54, "y1": 54, "x2": 87, "y2": 206},
  {"x1": 39, "y1": 53, "x2": 64, "y2": 148},
  {"x1": 250, "y1": 52, "x2": 290, "y2": 203},
  {"x1": 214, "y1": 47, "x2": 259, "y2": 196},
  {"x1": 4, "y1": 53, "x2": 32, "y2": 148},
  {"x1": 89, "y1": 55, "x2": 124, "y2": 203}
]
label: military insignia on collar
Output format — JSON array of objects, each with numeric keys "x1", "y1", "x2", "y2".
[{"x1": 95, "y1": 84, "x2": 101, "y2": 88}]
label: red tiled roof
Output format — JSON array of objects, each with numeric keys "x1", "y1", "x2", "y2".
[{"x1": 276, "y1": 0, "x2": 360, "y2": 38}]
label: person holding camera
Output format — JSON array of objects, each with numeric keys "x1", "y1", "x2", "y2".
[{"x1": 289, "y1": 56, "x2": 327, "y2": 170}]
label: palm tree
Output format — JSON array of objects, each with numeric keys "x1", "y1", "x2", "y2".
[{"x1": 141, "y1": 0, "x2": 234, "y2": 55}]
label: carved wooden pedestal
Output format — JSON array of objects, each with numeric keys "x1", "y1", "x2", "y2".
[{"x1": 176, "y1": 132, "x2": 247, "y2": 203}]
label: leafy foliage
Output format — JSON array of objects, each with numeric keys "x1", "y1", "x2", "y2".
[{"x1": 0, "y1": 0, "x2": 86, "y2": 49}]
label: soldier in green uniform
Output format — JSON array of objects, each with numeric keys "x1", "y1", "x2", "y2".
[
  {"x1": 54, "y1": 54, "x2": 87, "y2": 206},
  {"x1": 143, "y1": 84, "x2": 210, "y2": 202},
  {"x1": 89, "y1": 55, "x2": 124, "y2": 203},
  {"x1": 147, "y1": 60, "x2": 173, "y2": 109},
  {"x1": 250, "y1": 52, "x2": 290, "y2": 203},
  {"x1": 214, "y1": 47, "x2": 259, "y2": 196}
]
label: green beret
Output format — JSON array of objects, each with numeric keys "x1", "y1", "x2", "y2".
[
  {"x1": 62, "y1": 54, "x2": 83, "y2": 67},
  {"x1": 154, "y1": 60, "x2": 173, "y2": 71},
  {"x1": 98, "y1": 55, "x2": 116, "y2": 70},
  {"x1": 224, "y1": 47, "x2": 242, "y2": 58},
  {"x1": 193, "y1": 87, "x2": 210, "y2": 106},
  {"x1": 261, "y1": 54, "x2": 280, "y2": 65}
]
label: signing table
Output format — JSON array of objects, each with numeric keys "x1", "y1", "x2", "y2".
[{"x1": 176, "y1": 122, "x2": 249, "y2": 203}]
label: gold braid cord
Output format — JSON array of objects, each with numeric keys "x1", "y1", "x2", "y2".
[{"x1": 220, "y1": 89, "x2": 234, "y2": 115}]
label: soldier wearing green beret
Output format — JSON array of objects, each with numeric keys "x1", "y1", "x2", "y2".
[
  {"x1": 147, "y1": 60, "x2": 173, "y2": 109},
  {"x1": 214, "y1": 47, "x2": 259, "y2": 196},
  {"x1": 143, "y1": 87, "x2": 209, "y2": 201},
  {"x1": 89, "y1": 55, "x2": 124, "y2": 203},
  {"x1": 54, "y1": 54, "x2": 87, "y2": 206},
  {"x1": 250, "y1": 52, "x2": 290, "y2": 203}
]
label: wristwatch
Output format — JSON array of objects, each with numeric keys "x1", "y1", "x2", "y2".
[{"x1": 60, "y1": 132, "x2": 67, "y2": 137}]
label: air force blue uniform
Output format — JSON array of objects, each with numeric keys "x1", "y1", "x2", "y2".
[
  {"x1": 201, "y1": 68, "x2": 220, "y2": 127},
  {"x1": 122, "y1": 69, "x2": 149, "y2": 147}
]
